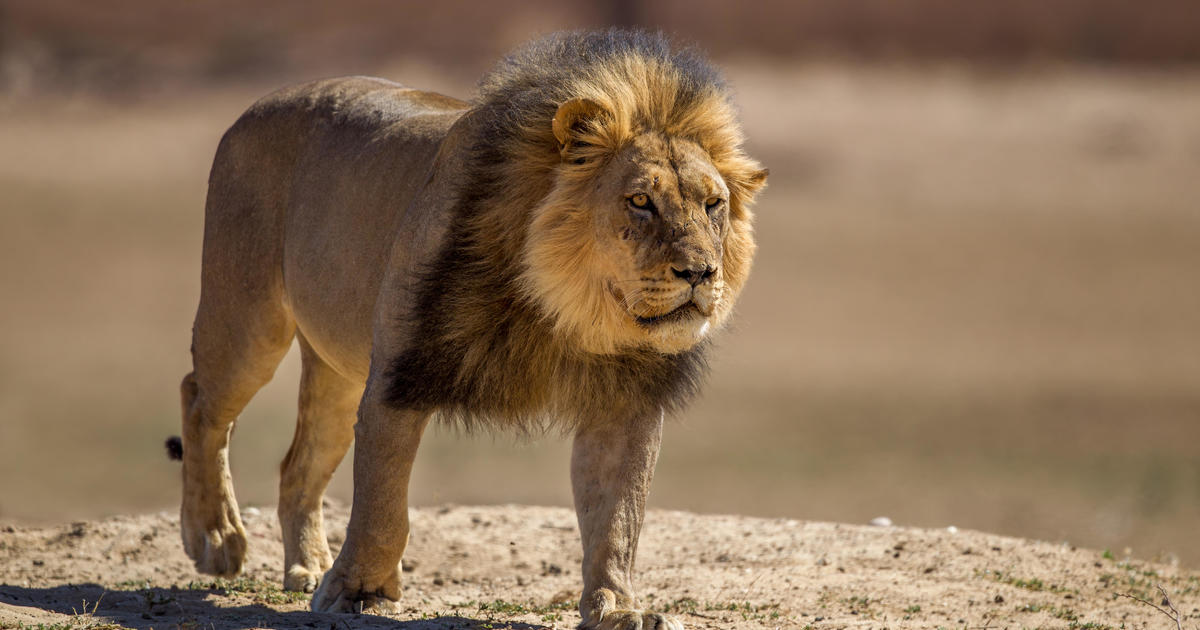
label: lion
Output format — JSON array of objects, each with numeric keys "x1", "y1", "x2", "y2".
[{"x1": 177, "y1": 29, "x2": 766, "y2": 629}]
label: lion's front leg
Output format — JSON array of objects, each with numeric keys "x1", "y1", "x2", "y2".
[
  {"x1": 571, "y1": 411, "x2": 683, "y2": 630},
  {"x1": 310, "y1": 393, "x2": 431, "y2": 614}
]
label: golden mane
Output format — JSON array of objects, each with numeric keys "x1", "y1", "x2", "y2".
[
  {"x1": 383, "y1": 29, "x2": 765, "y2": 430},
  {"x1": 477, "y1": 29, "x2": 762, "y2": 352}
]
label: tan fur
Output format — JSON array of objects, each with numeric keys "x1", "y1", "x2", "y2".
[{"x1": 178, "y1": 31, "x2": 765, "y2": 629}]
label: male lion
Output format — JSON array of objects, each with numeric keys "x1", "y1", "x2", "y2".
[{"x1": 178, "y1": 29, "x2": 766, "y2": 629}]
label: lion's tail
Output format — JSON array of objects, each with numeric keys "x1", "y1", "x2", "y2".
[{"x1": 165, "y1": 435, "x2": 183, "y2": 461}]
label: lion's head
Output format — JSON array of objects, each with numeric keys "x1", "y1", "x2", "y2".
[{"x1": 486, "y1": 34, "x2": 768, "y2": 355}]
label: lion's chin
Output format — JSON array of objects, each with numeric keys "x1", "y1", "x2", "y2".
[
  {"x1": 631, "y1": 303, "x2": 715, "y2": 354},
  {"x1": 634, "y1": 301, "x2": 704, "y2": 327}
]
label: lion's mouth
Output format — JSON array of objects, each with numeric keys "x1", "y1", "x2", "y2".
[{"x1": 635, "y1": 301, "x2": 703, "y2": 327}]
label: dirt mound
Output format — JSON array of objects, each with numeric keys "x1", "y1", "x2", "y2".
[{"x1": 1, "y1": 503, "x2": 1195, "y2": 629}]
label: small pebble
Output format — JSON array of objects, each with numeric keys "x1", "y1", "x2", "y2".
[{"x1": 869, "y1": 517, "x2": 892, "y2": 527}]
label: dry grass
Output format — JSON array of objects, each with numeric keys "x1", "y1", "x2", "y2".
[{"x1": 1, "y1": 62, "x2": 1198, "y2": 568}]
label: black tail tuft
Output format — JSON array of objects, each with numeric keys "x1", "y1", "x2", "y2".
[{"x1": 165, "y1": 435, "x2": 183, "y2": 461}]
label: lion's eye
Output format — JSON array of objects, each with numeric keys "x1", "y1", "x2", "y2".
[
  {"x1": 628, "y1": 193, "x2": 655, "y2": 212},
  {"x1": 705, "y1": 197, "x2": 724, "y2": 212}
]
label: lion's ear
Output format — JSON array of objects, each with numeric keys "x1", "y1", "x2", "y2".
[
  {"x1": 727, "y1": 166, "x2": 769, "y2": 197},
  {"x1": 743, "y1": 168, "x2": 769, "y2": 193},
  {"x1": 552, "y1": 98, "x2": 607, "y2": 156},
  {"x1": 726, "y1": 166, "x2": 769, "y2": 217}
]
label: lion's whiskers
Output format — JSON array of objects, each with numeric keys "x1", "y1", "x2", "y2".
[{"x1": 618, "y1": 288, "x2": 649, "y2": 313}]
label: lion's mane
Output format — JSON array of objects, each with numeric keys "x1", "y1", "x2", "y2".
[{"x1": 383, "y1": 29, "x2": 763, "y2": 431}]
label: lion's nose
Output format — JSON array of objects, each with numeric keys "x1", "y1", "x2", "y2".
[{"x1": 672, "y1": 264, "x2": 716, "y2": 287}]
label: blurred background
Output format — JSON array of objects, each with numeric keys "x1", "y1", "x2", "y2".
[{"x1": 1, "y1": 0, "x2": 1198, "y2": 566}]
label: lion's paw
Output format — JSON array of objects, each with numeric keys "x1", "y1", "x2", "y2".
[
  {"x1": 583, "y1": 610, "x2": 685, "y2": 630},
  {"x1": 284, "y1": 564, "x2": 324, "y2": 593},
  {"x1": 180, "y1": 507, "x2": 246, "y2": 577},
  {"x1": 310, "y1": 565, "x2": 401, "y2": 614}
]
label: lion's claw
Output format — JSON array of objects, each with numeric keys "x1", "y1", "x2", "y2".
[{"x1": 583, "y1": 610, "x2": 685, "y2": 630}]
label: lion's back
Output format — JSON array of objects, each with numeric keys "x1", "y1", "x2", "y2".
[
  {"x1": 214, "y1": 76, "x2": 467, "y2": 176},
  {"x1": 201, "y1": 76, "x2": 470, "y2": 381},
  {"x1": 243, "y1": 76, "x2": 467, "y2": 133}
]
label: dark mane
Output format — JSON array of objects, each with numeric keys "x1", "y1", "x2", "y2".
[{"x1": 382, "y1": 29, "x2": 751, "y2": 431}]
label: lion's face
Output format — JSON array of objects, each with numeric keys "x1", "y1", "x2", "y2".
[
  {"x1": 522, "y1": 106, "x2": 764, "y2": 355},
  {"x1": 589, "y1": 134, "x2": 732, "y2": 351}
]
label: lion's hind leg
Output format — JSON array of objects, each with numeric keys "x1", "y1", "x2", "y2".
[
  {"x1": 278, "y1": 336, "x2": 361, "y2": 593},
  {"x1": 180, "y1": 261, "x2": 296, "y2": 577},
  {"x1": 180, "y1": 317, "x2": 293, "y2": 576}
]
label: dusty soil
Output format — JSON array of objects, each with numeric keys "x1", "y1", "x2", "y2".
[{"x1": 1, "y1": 503, "x2": 1196, "y2": 629}]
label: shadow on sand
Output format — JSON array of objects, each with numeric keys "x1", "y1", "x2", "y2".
[{"x1": 0, "y1": 583, "x2": 551, "y2": 630}]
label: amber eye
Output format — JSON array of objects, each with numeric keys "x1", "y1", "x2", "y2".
[
  {"x1": 628, "y1": 193, "x2": 655, "y2": 212},
  {"x1": 705, "y1": 197, "x2": 724, "y2": 212}
]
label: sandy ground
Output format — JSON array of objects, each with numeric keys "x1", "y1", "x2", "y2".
[{"x1": 1, "y1": 502, "x2": 1197, "y2": 629}]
